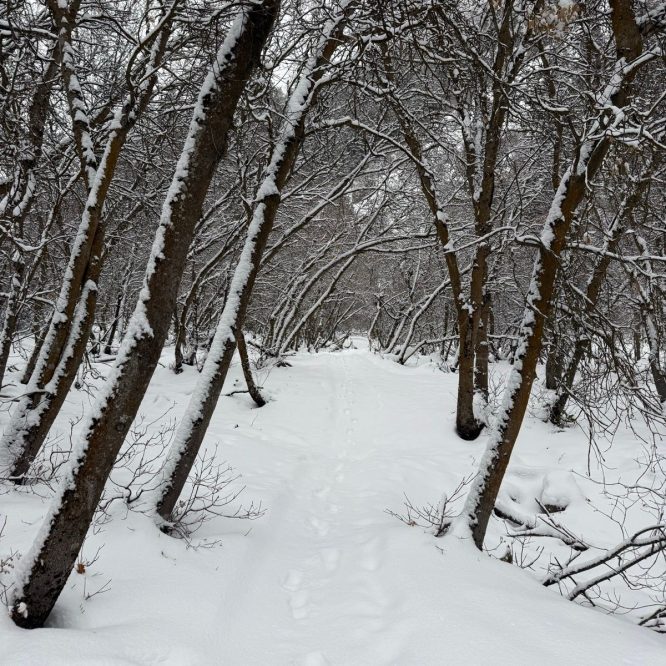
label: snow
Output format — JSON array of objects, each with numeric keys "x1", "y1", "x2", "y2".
[{"x1": 2, "y1": 345, "x2": 666, "y2": 663}]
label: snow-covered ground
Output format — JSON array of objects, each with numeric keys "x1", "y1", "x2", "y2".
[{"x1": 1, "y1": 345, "x2": 665, "y2": 665}]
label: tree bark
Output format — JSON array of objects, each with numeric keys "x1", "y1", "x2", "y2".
[
  {"x1": 0, "y1": 252, "x2": 25, "y2": 385},
  {"x1": 456, "y1": 0, "x2": 647, "y2": 549},
  {"x1": 2, "y1": 13, "x2": 172, "y2": 480},
  {"x1": 236, "y1": 329, "x2": 265, "y2": 407},
  {"x1": 9, "y1": 2, "x2": 278, "y2": 629},
  {"x1": 549, "y1": 165, "x2": 653, "y2": 425},
  {"x1": 153, "y1": 6, "x2": 351, "y2": 522}
]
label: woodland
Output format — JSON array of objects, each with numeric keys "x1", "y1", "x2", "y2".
[{"x1": 1, "y1": 0, "x2": 666, "y2": 662}]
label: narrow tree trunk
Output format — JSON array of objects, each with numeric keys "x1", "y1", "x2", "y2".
[
  {"x1": 633, "y1": 326, "x2": 642, "y2": 361},
  {"x1": 2, "y1": 20, "x2": 172, "y2": 480},
  {"x1": 8, "y1": 277, "x2": 99, "y2": 480},
  {"x1": 549, "y1": 166, "x2": 652, "y2": 425},
  {"x1": 0, "y1": 252, "x2": 25, "y2": 385},
  {"x1": 153, "y1": 7, "x2": 351, "y2": 522},
  {"x1": 9, "y1": 3, "x2": 277, "y2": 629},
  {"x1": 544, "y1": 327, "x2": 564, "y2": 391},
  {"x1": 21, "y1": 323, "x2": 47, "y2": 386},
  {"x1": 236, "y1": 329, "x2": 265, "y2": 407},
  {"x1": 103, "y1": 292, "x2": 123, "y2": 355}
]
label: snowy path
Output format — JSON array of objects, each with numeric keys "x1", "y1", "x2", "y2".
[
  {"x1": 209, "y1": 351, "x2": 666, "y2": 665},
  {"x1": 217, "y1": 352, "x2": 426, "y2": 665},
  {"x1": 3, "y1": 349, "x2": 666, "y2": 665}
]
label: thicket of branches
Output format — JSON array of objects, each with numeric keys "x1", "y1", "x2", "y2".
[{"x1": 0, "y1": 0, "x2": 665, "y2": 632}]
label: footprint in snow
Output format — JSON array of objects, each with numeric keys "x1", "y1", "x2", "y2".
[
  {"x1": 309, "y1": 516, "x2": 330, "y2": 537},
  {"x1": 320, "y1": 547, "x2": 340, "y2": 572},
  {"x1": 360, "y1": 537, "x2": 382, "y2": 571},
  {"x1": 313, "y1": 485, "x2": 331, "y2": 499},
  {"x1": 282, "y1": 569, "x2": 303, "y2": 591},
  {"x1": 298, "y1": 651, "x2": 330, "y2": 666},
  {"x1": 289, "y1": 590, "x2": 309, "y2": 620}
]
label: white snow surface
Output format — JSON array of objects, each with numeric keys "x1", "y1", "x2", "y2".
[{"x1": 1, "y1": 344, "x2": 666, "y2": 665}]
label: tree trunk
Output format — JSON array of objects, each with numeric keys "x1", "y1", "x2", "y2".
[
  {"x1": 0, "y1": 252, "x2": 25, "y2": 386},
  {"x1": 549, "y1": 165, "x2": 652, "y2": 425},
  {"x1": 455, "y1": 314, "x2": 482, "y2": 438},
  {"x1": 103, "y1": 292, "x2": 123, "y2": 355},
  {"x1": 2, "y1": 19, "x2": 171, "y2": 480},
  {"x1": 456, "y1": 1, "x2": 645, "y2": 548},
  {"x1": 474, "y1": 294, "x2": 490, "y2": 402},
  {"x1": 153, "y1": 7, "x2": 351, "y2": 522},
  {"x1": 236, "y1": 329, "x2": 265, "y2": 407},
  {"x1": 9, "y1": 2, "x2": 278, "y2": 629}
]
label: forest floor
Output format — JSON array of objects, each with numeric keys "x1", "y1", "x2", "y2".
[{"x1": 1, "y1": 343, "x2": 666, "y2": 665}]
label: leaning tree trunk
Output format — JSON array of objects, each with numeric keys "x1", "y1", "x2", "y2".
[
  {"x1": 9, "y1": 2, "x2": 278, "y2": 629},
  {"x1": 0, "y1": 18, "x2": 63, "y2": 388},
  {"x1": 152, "y1": 5, "x2": 353, "y2": 522},
  {"x1": 2, "y1": 14, "x2": 172, "y2": 481},
  {"x1": 454, "y1": 1, "x2": 648, "y2": 549}
]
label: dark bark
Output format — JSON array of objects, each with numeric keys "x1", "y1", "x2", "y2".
[
  {"x1": 0, "y1": 253, "x2": 25, "y2": 385},
  {"x1": 462, "y1": 0, "x2": 646, "y2": 550},
  {"x1": 103, "y1": 292, "x2": 123, "y2": 355},
  {"x1": 154, "y1": 11, "x2": 348, "y2": 521},
  {"x1": 474, "y1": 294, "x2": 490, "y2": 401},
  {"x1": 549, "y1": 167, "x2": 653, "y2": 425},
  {"x1": 10, "y1": 2, "x2": 278, "y2": 629},
  {"x1": 4, "y1": 17, "x2": 172, "y2": 481},
  {"x1": 236, "y1": 329, "x2": 265, "y2": 407}
]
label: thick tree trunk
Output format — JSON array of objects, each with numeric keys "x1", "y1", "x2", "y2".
[
  {"x1": 9, "y1": 3, "x2": 278, "y2": 629},
  {"x1": 456, "y1": 314, "x2": 482, "y2": 439},
  {"x1": 474, "y1": 294, "x2": 490, "y2": 402}
]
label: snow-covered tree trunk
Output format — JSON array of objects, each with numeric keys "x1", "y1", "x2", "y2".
[
  {"x1": 0, "y1": 29, "x2": 63, "y2": 387},
  {"x1": 153, "y1": 3, "x2": 353, "y2": 521},
  {"x1": 1, "y1": 8, "x2": 174, "y2": 481},
  {"x1": 9, "y1": 1, "x2": 279, "y2": 629},
  {"x1": 549, "y1": 164, "x2": 654, "y2": 425},
  {"x1": 455, "y1": 0, "x2": 652, "y2": 549},
  {"x1": 0, "y1": 252, "x2": 25, "y2": 384}
]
